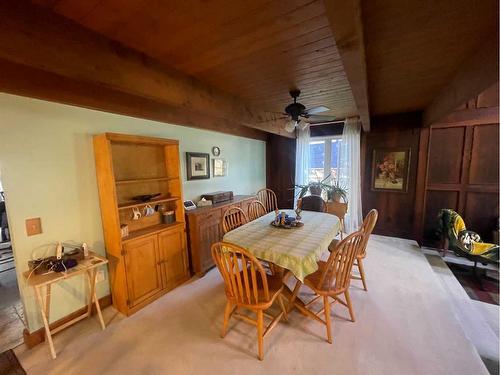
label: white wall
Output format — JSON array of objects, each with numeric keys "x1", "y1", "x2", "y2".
[{"x1": 0, "y1": 93, "x2": 266, "y2": 331}]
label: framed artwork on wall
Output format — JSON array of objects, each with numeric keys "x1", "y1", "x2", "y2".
[
  {"x1": 213, "y1": 158, "x2": 228, "y2": 177},
  {"x1": 371, "y1": 148, "x2": 411, "y2": 192},
  {"x1": 186, "y1": 152, "x2": 210, "y2": 180}
]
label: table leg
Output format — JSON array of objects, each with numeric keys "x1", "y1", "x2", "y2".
[
  {"x1": 34, "y1": 285, "x2": 56, "y2": 359},
  {"x1": 287, "y1": 280, "x2": 303, "y2": 313},
  {"x1": 45, "y1": 284, "x2": 51, "y2": 318},
  {"x1": 87, "y1": 269, "x2": 96, "y2": 317},
  {"x1": 87, "y1": 269, "x2": 106, "y2": 330}
]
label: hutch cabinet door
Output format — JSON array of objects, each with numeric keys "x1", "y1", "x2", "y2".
[
  {"x1": 158, "y1": 227, "x2": 189, "y2": 290},
  {"x1": 123, "y1": 236, "x2": 164, "y2": 307},
  {"x1": 198, "y1": 211, "x2": 222, "y2": 272}
]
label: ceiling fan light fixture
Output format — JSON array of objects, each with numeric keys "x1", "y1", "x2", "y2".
[
  {"x1": 298, "y1": 121, "x2": 309, "y2": 131},
  {"x1": 284, "y1": 119, "x2": 297, "y2": 133}
]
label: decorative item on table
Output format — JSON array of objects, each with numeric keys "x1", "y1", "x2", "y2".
[
  {"x1": 162, "y1": 210, "x2": 176, "y2": 224},
  {"x1": 371, "y1": 148, "x2": 411, "y2": 192},
  {"x1": 213, "y1": 158, "x2": 228, "y2": 177},
  {"x1": 28, "y1": 241, "x2": 88, "y2": 275},
  {"x1": 132, "y1": 193, "x2": 162, "y2": 202},
  {"x1": 295, "y1": 207, "x2": 302, "y2": 222},
  {"x1": 183, "y1": 200, "x2": 197, "y2": 211},
  {"x1": 200, "y1": 191, "x2": 233, "y2": 204},
  {"x1": 186, "y1": 152, "x2": 210, "y2": 180},
  {"x1": 120, "y1": 224, "x2": 129, "y2": 238},
  {"x1": 197, "y1": 197, "x2": 212, "y2": 207},
  {"x1": 271, "y1": 211, "x2": 304, "y2": 229}
]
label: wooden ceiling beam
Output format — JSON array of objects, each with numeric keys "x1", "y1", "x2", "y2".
[
  {"x1": 423, "y1": 32, "x2": 499, "y2": 126},
  {"x1": 323, "y1": 0, "x2": 371, "y2": 131},
  {"x1": 0, "y1": 0, "x2": 293, "y2": 138}
]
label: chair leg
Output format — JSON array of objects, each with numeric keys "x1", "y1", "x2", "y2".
[
  {"x1": 278, "y1": 294, "x2": 288, "y2": 321},
  {"x1": 221, "y1": 301, "x2": 232, "y2": 338},
  {"x1": 257, "y1": 310, "x2": 264, "y2": 360},
  {"x1": 357, "y1": 258, "x2": 367, "y2": 291},
  {"x1": 345, "y1": 289, "x2": 355, "y2": 322},
  {"x1": 323, "y1": 296, "x2": 332, "y2": 344}
]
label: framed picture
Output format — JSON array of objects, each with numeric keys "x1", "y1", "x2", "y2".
[
  {"x1": 186, "y1": 152, "x2": 210, "y2": 180},
  {"x1": 371, "y1": 148, "x2": 411, "y2": 192},
  {"x1": 213, "y1": 158, "x2": 228, "y2": 177}
]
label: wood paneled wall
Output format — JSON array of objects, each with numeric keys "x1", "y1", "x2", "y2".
[
  {"x1": 266, "y1": 134, "x2": 296, "y2": 209},
  {"x1": 361, "y1": 112, "x2": 422, "y2": 239},
  {"x1": 417, "y1": 118, "x2": 499, "y2": 247}
]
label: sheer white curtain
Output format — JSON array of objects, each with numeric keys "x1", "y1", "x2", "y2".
[
  {"x1": 294, "y1": 125, "x2": 310, "y2": 206},
  {"x1": 340, "y1": 117, "x2": 363, "y2": 233}
]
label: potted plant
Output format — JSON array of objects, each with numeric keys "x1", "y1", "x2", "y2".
[
  {"x1": 328, "y1": 179, "x2": 348, "y2": 203},
  {"x1": 294, "y1": 174, "x2": 332, "y2": 199}
]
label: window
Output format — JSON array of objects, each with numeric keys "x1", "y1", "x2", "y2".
[{"x1": 308, "y1": 136, "x2": 343, "y2": 182}]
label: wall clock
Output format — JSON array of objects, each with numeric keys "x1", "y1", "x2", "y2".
[{"x1": 212, "y1": 146, "x2": 221, "y2": 157}]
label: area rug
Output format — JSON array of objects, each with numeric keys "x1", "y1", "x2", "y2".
[
  {"x1": 0, "y1": 349, "x2": 26, "y2": 375},
  {"x1": 446, "y1": 262, "x2": 499, "y2": 305}
]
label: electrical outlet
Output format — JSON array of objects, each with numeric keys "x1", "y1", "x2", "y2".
[{"x1": 96, "y1": 270, "x2": 106, "y2": 283}]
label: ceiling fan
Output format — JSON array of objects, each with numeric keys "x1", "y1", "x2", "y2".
[{"x1": 282, "y1": 89, "x2": 336, "y2": 132}]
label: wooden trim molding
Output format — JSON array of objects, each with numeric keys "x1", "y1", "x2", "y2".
[
  {"x1": 23, "y1": 294, "x2": 112, "y2": 349},
  {"x1": 323, "y1": 0, "x2": 370, "y2": 131},
  {"x1": 423, "y1": 32, "x2": 499, "y2": 126},
  {"x1": 431, "y1": 107, "x2": 499, "y2": 128},
  {"x1": 0, "y1": 1, "x2": 292, "y2": 138}
]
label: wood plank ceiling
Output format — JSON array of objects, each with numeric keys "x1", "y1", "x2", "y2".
[
  {"x1": 31, "y1": 0, "x2": 357, "y2": 121},
  {"x1": 362, "y1": 0, "x2": 499, "y2": 116}
]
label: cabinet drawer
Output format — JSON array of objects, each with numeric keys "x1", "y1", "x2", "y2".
[{"x1": 197, "y1": 208, "x2": 222, "y2": 222}]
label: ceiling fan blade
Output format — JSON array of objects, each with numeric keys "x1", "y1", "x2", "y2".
[
  {"x1": 304, "y1": 106, "x2": 330, "y2": 115},
  {"x1": 301, "y1": 114, "x2": 337, "y2": 121}
]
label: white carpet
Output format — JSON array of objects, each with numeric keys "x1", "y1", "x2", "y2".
[{"x1": 15, "y1": 235, "x2": 488, "y2": 374}]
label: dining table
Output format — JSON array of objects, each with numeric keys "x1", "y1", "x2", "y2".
[{"x1": 222, "y1": 209, "x2": 340, "y2": 308}]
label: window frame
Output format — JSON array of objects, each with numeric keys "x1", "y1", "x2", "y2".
[{"x1": 308, "y1": 135, "x2": 342, "y2": 182}]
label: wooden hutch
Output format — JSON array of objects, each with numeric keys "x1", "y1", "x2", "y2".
[{"x1": 93, "y1": 133, "x2": 189, "y2": 316}]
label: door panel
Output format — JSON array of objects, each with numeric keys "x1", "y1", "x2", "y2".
[
  {"x1": 123, "y1": 236, "x2": 163, "y2": 307},
  {"x1": 469, "y1": 124, "x2": 499, "y2": 185},
  {"x1": 158, "y1": 227, "x2": 189, "y2": 290},
  {"x1": 427, "y1": 127, "x2": 465, "y2": 184},
  {"x1": 199, "y1": 215, "x2": 222, "y2": 272}
]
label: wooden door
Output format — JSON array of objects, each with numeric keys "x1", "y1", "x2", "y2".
[
  {"x1": 123, "y1": 236, "x2": 164, "y2": 308},
  {"x1": 158, "y1": 227, "x2": 189, "y2": 290}
]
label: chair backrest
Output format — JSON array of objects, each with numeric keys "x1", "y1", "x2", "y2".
[
  {"x1": 211, "y1": 242, "x2": 270, "y2": 305},
  {"x1": 247, "y1": 200, "x2": 267, "y2": 221},
  {"x1": 358, "y1": 209, "x2": 378, "y2": 258},
  {"x1": 222, "y1": 207, "x2": 249, "y2": 234},
  {"x1": 256, "y1": 188, "x2": 278, "y2": 213},
  {"x1": 327, "y1": 201, "x2": 348, "y2": 219},
  {"x1": 299, "y1": 195, "x2": 326, "y2": 212},
  {"x1": 316, "y1": 230, "x2": 365, "y2": 293}
]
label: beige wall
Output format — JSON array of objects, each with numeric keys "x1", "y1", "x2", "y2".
[{"x1": 0, "y1": 93, "x2": 266, "y2": 332}]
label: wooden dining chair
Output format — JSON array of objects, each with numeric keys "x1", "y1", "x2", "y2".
[
  {"x1": 247, "y1": 200, "x2": 267, "y2": 221},
  {"x1": 290, "y1": 231, "x2": 365, "y2": 344},
  {"x1": 256, "y1": 188, "x2": 278, "y2": 213},
  {"x1": 211, "y1": 242, "x2": 288, "y2": 360},
  {"x1": 297, "y1": 195, "x2": 327, "y2": 212},
  {"x1": 326, "y1": 201, "x2": 348, "y2": 239},
  {"x1": 222, "y1": 207, "x2": 249, "y2": 234},
  {"x1": 352, "y1": 209, "x2": 378, "y2": 291}
]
